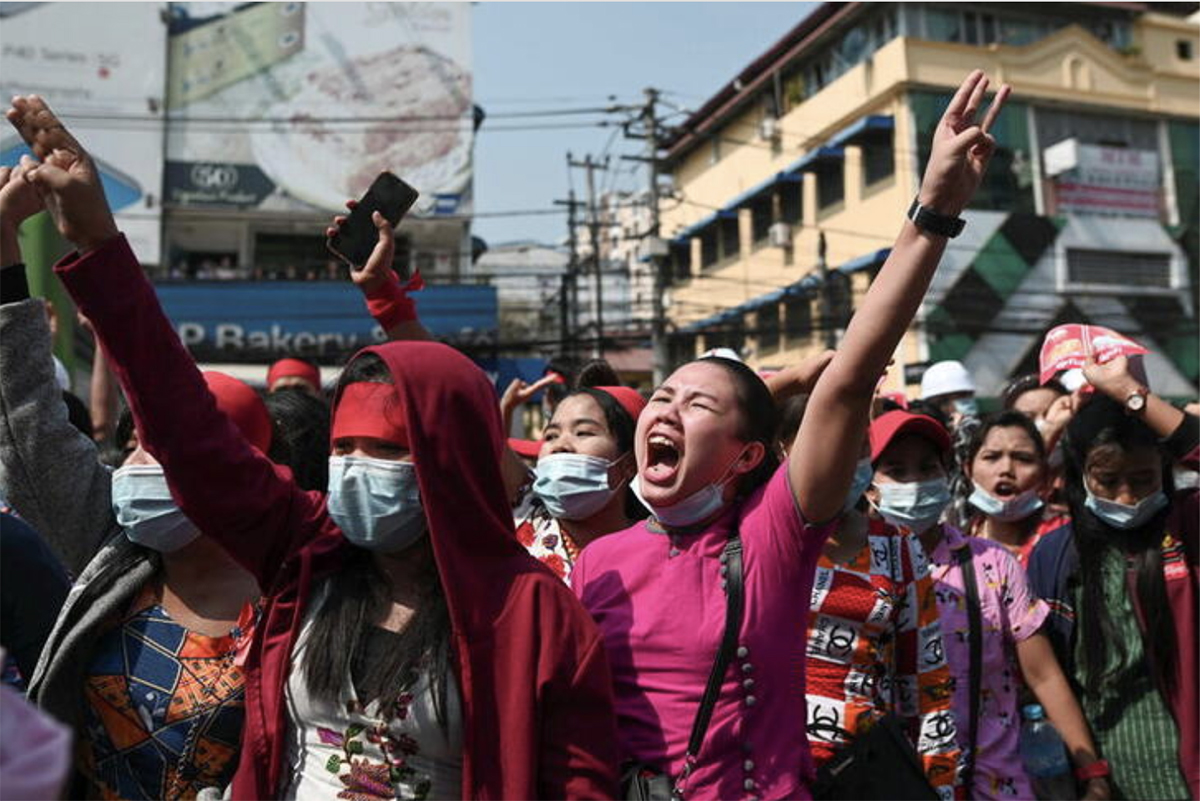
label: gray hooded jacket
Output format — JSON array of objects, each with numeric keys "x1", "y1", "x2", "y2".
[{"x1": 0, "y1": 297, "x2": 159, "y2": 730}]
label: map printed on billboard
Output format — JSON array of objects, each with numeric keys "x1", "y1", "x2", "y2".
[
  {"x1": 0, "y1": 2, "x2": 167, "y2": 262},
  {"x1": 165, "y1": 2, "x2": 473, "y2": 216}
]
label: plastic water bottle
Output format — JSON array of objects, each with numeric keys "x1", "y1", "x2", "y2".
[{"x1": 1019, "y1": 704, "x2": 1076, "y2": 800}]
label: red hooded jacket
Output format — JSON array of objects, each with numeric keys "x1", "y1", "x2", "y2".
[{"x1": 56, "y1": 235, "x2": 620, "y2": 799}]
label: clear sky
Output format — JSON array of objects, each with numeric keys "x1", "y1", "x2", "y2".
[{"x1": 471, "y1": 2, "x2": 817, "y2": 248}]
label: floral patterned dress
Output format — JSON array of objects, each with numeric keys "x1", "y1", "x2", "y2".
[
  {"x1": 283, "y1": 594, "x2": 463, "y2": 800},
  {"x1": 513, "y1": 493, "x2": 579, "y2": 583}
]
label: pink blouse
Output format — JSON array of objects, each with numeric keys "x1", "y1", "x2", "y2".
[{"x1": 571, "y1": 465, "x2": 835, "y2": 800}]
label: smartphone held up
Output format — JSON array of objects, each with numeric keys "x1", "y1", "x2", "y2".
[{"x1": 327, "y1": 172, "x2": 420, "y2": 268}]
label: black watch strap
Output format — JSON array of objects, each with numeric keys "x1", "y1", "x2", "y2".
[{"x1": 907, "y1": 197, "x2": 965, "y2": 238}]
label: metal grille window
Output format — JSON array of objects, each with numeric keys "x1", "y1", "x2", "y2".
[
  {"x1": 816, "y1": 161, "x2": 844, "y2": 210},
  {"x1": 720, "y1": 215, "x2": 741, "y2": 260},
  {"x1": 1066, "y1": 249, "x2": 1172, "y2": 288},
  {"x1": 750, "y1": 195, "x2": 774, "y2": 244},
  {"x1": 670, "y1": 243, "x2": 692, "y2": 284},
  {"x1": 784, "y1": 296, "x2": 813, "y2": 341},
  {"x1": 862, "y1": 135, "x2": 895, "y2": 186},
  {"x1": 780, "y1": 182, "x2": 803, "y2": 224},
  {"x1": 700, "y1": 228, "x2": 719, "y2": 268},
  {"x1": 758, "y1": 304, "x2": 781, "y2": 356}
]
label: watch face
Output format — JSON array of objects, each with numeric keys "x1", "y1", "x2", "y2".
[{"x1": 1127, "y1": 393, "x2": 1146, "y2": 411}]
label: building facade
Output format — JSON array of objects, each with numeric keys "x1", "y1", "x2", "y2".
[{"x1": 659, "y1": 2, "x2": 1199, "y2": 396}]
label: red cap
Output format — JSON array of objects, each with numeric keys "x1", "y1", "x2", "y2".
[
  {"x1": 202, "y1": 372, "x2": 272, "y2": 453},
  {"x1": 267, "y1": 358, "x2": 321, "y2": 393},
  {"x1": 594, "y1": 385, "x2": 646, "y2": 423},
  {"x1": 869, "y1": 410, "x2": 951, "y2": 463},
  {"x1": 507, "y1": 438, "x2": 542, "y2": 458}
]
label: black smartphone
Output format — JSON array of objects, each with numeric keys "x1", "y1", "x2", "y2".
[{"x1": 326, "y1": 172, "x2": 420, "y2": 268}]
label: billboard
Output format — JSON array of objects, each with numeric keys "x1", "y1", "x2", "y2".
[
  {"x1": 0, "y1": 2, "x2": 168, "y2": 262},
  {"x1": 164, "y1": 2, "x2": 472, "y2": 216},
  {"x1": 1044, "y1": 139, "x2": 1161, "y2": 218},
  {"x1": 155, "y1": 280, "x2": 497, "y2": 362}
]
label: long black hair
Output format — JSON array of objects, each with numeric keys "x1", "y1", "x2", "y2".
[
  {"x1": 264, "y1": 388, "x2": 330, "y2": 493},
  {"x1": 304, "y1": 352, "x2": 452, "y2": 720},
  {"x1": 1062, "y1": 394, "x2": 1176, "y2": 697},
  {"x1": 697, "y1": 357, "x2": 780, "y2": 494}
]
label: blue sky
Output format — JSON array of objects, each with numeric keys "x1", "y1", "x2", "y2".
[{"x1": 471, "y1": 2, "x2": 816, "y2": 247}]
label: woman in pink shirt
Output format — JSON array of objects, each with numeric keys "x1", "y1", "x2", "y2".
[{"x1": 572, "y1": 71, "x2": 1013, "y2": 799}]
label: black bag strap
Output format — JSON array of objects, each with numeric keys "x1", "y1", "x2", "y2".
[
  {"x1": 676, "y1": 533, "x2": 744, "y2": 793},
  {"x1": 957, "y1": 543, "x2": 982, "y2": 798}
]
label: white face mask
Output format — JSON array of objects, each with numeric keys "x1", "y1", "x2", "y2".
[
  {"x1": 112, "y1": 465, "x2": 201, "y2": 552},
  {"x1": 327, "y1": 456, "x2": 426, "y2": 552},
  {"x1": 632, "y1": 450, "x2": 745, "y2": 528},
  {"x1": 969, "y1": 483, "x2": 1044, "y2": 523},
  {"x1": 952, "y1": 397, "x2": 979, "y2": 418},
  {"x1": 1084, "y1": 486, "x2": 1169, "y2": 531},
  {"x1": 871, "y1": 477, "x2": 951, "y2": 534},
  {"x1": 533, "y1": 453, "x2": 627, "y2": 521}
]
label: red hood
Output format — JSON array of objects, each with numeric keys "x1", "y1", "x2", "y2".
[{"x1": 335, "y1": 341, "x2": 535, "y2": 630}]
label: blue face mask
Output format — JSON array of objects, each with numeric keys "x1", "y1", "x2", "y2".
[
  {"x1": 872, "y1": 477, "x2": 950, "y2": 534},
  {"x1": 534, "y1": 453, "x2": 627, "y2": 521},
  {"x1": 843, "y1": 458, "x2": 874, "y2": 514},
  {"x1": 112, "y1": 465, "x2": 201, "y2": 553},
  {"x1": 327, "y1": 456, "x2": 426, "y2": 552},
  {"x1": 1084, "y1": 486, "x2": 1169, "y2": 530},
  {"x1": 952, "y1": 397, "x2": 979, "y2": 418},
  {"x1": 969, "y1": 483, "x2": 1044, "y2": 523}
]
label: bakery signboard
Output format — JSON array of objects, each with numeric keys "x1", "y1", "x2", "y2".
[
  {"x1": 0, "y1": 2, "x2": 167, "y2": 262},
  {"x1": 164, "y1": 2, "x2": 472, "y2": 216}
]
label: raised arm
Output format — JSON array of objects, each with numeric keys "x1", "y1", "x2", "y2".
[
  {"x1": 6, "y1": 95, "x2": 332, "y2": 585},
  {"x1": 790, "y1": 71, "x2": 1010, "y2": 523},
  {"x1": 0, "y1": 162, "x2": 118, "y2": 575},
  {"x1": 330, "y1": 202, "x2": 433, "y2": 342}
]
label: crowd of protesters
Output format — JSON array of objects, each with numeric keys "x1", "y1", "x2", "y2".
[{"x1": 0, "y1": 71, "x2": 1195, "y2": 801}]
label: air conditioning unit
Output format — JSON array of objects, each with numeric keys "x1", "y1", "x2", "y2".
[
  {"x1": 769, "y1": 222, "x2": 793, "y2": 249},
  {"x1": 759, "y1": 116, "x2": 780, "y2": 142}
]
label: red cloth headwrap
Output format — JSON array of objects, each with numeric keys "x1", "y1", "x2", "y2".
[
  {"x1": 331, "y1": 382, "x2": 408, "y2": 446},
  {"x1": 202, "y1": 371, "x2": 272, "y2": 453},
  {"x1": 267, "y1": 358, "x2": 321, "y2": 392}
]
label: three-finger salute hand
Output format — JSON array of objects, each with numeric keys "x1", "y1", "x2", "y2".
[{"x1": 5, "y1": 95, "x2": 118, "y2": 253}]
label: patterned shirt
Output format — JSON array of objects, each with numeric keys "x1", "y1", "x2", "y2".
[
  {"x1": 1075, "y1": 545, "x2": 1190, "y2": 800},
  {"x1": 514, "y1": 494, "x2": 578, "y2": 583},
  {"x1": 81, "y1": 588, "x2": 253, "y2": 799},
  {"x1": 928, "y1": 525, "x2": 1049, "y2": 801},
  {"x1": 806, "y1": 516, "x2": 958, "y2": 799}
]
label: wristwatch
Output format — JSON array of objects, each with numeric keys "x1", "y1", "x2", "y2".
[
  {"x1": 907, "y1": 197, "x2": 966, "y2": 238},
  {"x1": 1124, "y1": 386, "x2": 1149, "y2": 415},
  {"x1": 1075, "y1": 759, "x2": 1110, "y2": 782}
]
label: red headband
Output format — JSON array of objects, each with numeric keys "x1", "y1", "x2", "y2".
[
  {"x1": 267, "y1": 358, "x2": 321, "y2": 391},
  {"x1": 595, "y1": 385, "x2": 646, "y2": 422},
  {"x1": 331, "y1": 382, "x2": 408, "y2": 446},
  {"x1": 202, "y1": 371, "x2": 272, "y2": 453}
]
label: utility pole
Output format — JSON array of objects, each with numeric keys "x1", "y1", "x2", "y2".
[
  {"x1": 568, "y1": 152, "x2": 609, "y2": 358},
  {"x1": 553, "y1": 188, "x2": 585, "y2": 360},
  {"x1": 622, "y1": 87, "x2": 670, "y2": 383}
]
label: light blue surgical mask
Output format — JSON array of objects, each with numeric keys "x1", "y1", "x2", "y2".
[
  {"x1": 632, "y1": 450, "x2": 745, "y2": 528},
  {"x1": 843, "y1": 458, "x2": 874, "y2": 514},
  {"x1": 1084, "y1": 486, "x2": 1169, "y2": 530},
  {"x1": 969, "y1": 483, "x2": 1044, "y2": 523},
  {"x1": 534, "y1": 453, "x2": 627, "y2": 521},
  {"x1": 952, "y1": 397, "x2": 979, "y2": 418},
  {"x1": 327, "y1": 456, "x2": 426, "y2": 552},
  {"x1": 872, "y1": 477, "x2": 950, "y2": 534},
  {"x1": 112, "y1": 465, "x2": 201, "y2": 553}
]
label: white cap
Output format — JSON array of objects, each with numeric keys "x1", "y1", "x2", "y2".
[
  {"x1": 699, "y1": 347, "x2": 743, "y2": 363},
  {"x1": 920, "y1": 360, "x2": 975, "y2": 400},
  {"x1": 52, "y1": 356, "x2": 70, "y2": 392}
]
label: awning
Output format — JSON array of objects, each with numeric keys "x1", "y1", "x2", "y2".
[
  {"x1": 679, "y1": 273, "x2": 822, "y2": 333},
  {"x1": 677, "y1": 246, "x2": 892, "y2": 334},
  {"x1": 836, "y1": 248, "x2": 891, "y2": 274},
  {"x1": 786, "y1": 146, "x2": 845, "y2": 174},
  {"x1": 669, "y1": 209, "x2": 738, "y2": 245},
  {"x1": 723, "y1": 169, "x2": 805, "y2": 211},
  {"x1": 829, "y1": 115, "x2": 894, "y2": 148}
]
